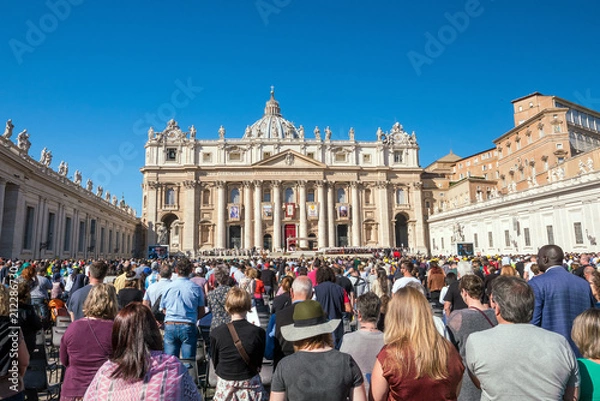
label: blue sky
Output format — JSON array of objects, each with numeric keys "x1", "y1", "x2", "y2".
[{"x1": 1, "y1": 0, "x2": 599, "y2": 214}]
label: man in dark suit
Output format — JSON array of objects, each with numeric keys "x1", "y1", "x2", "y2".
[
  {"x1": 273, "y1": 276, "x2": 313, "y2": 369},
  {"x1": 529, "y1": 244, "x2": 595, "y2": 357}
]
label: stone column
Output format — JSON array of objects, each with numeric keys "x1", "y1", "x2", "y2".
[
  {"x1": 327, "y1": 182, "x2": 336, "y2": 247},
  {"x1": 182, "y1": 180, "x2": 198, "y2": 255},
  {"x1": 411, "y1": 181, "x2": 427, "y2": 253},
  {"x1": 351, "y1": 182, "x2": 361, "y2": 246},
  {"x1": 243, "y1": 181, "x2": 253, "y2": 249},
  {"x1": 298, "y1": 180, "x2": 307, "y2": 249},
  {"x1": 378, "y1": 182, "x2": 391, "y2": 247},
  {"x1": 317, "y1": 181, "x2": 326, "y2": 249},
  {"x1": 146, "y1": 181, "x2": 159, "y2": 245},
  {"x1": 0, "y1": 178, "x2": 6, "y2": 240},
  {"x1": 272, "y1": 181, "x2": 282, "y2": 251},
  {"x1": 216, "y1": 181, "x2": 226, "y2": 249},
  {"x1": 253, "y1": 181, "x2": 263, "y2": 250}
]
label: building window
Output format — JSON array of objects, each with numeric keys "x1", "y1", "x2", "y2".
[
  {"x1": 108, "y1": 230, "x2": 113, "y2": 253},
  {"x1": 488, "y1": 231, "x2": 493, "y2": 248},
  {"x1": 335, "y1": 152, "x2": 346, "y2": 162},
  {"x1": 229, "y1": 152, "x2": 241, "y2": 161},
  {"x1": 473, "y1": 233, "x2": 478, "y2": 248},
  {"x1": 393, "y1": 151, "x2": 403, "y2": 163},
  {"x1": 524, "y1": 227, "x2": 531, "y2": 246},
  {"x1": 64, "y1": 217, "x2": 72, "y2": 252},
  {"x1": 441, "y1": 237, "x2": 444, "y2": 249},
  {"x1": 202, "y1": 189, "x2": 211, "y2": 205},
  {"x1": 307, "y1": 152, "x2": 315, "y2": 159},
  {"x1": 23, "y1": 206, "x2": 35, "y2": 250},
  {"x1": 100, "y1": 227, "x2": 105, "y2": 253},
  {"x1": 263, "y1": 152, "x2": 271, "y2": 159},
  {"x1": 337, "y1": 188, "x2": 346, "y2": 203},
  {"x1": 546, "y1": 225, "x2": 554, "y2": 245},
  {"x1": 504, "y1": 230, "x2": 510, "y2": 247},
  {"x1": 574, "y1": 222, "x2": 584, "y2": 244},
  {"x1": 203, "y1": 153, "x2": 212, "y2": 163},
  {"x1": 307, "y1": 189, "x2": 315, "y2": 202},
  {"x1": 285, "y1": 187, "x2": 294, "y2": 203},
  {"x1": 396, "y1": 189, "x2": 405, "y2": 205},
  {"x1": 90, "y1": 219, "x2": 96, "y2": 251},
  {"x1": 432, "y1": 238, "x2": 436, "y2": 249},
  {"x1": 363, "y1": 154, "x2": 372, "y2": 164},
  {"x1": 553, "y1": 124, "x2": 560, "y2": 133},
  {"x1": 166, "y1": 148, "x2": 177, "y2": 161},
  {"x1": 263, "y1": 189, "x2": 271, "y2": 203},
  {"x1": 78, "y1": 221, "x2": 86, "y2": 253},
  {"x1": 165, "y1": 188, "x2": 176, "y2": 205},
  {"x1": 230, "y1": 188, "x2": 240, "y2": 204},
  {"x1": 46, "y1": 212, "x2": 55, "y2": 251},
  {"x1": 556, "y1": 143, "x2": 563, "y2": 149},
  {"x1": 365, "y1": 189, "x2": 372, "y2": 205}
]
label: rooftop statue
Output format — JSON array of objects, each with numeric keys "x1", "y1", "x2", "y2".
[{"x1": 3, "y1": 119, "x2": 14, "y2": 139}]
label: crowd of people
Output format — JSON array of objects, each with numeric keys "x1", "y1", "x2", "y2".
[{"x1": 0, "y1": 244, "x2": 599, "y2": 400}]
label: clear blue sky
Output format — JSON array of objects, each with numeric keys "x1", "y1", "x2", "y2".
[{"x1": 2, "y1": 0, "x2": 599, "y2": 215}]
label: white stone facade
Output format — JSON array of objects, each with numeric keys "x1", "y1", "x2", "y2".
[{"x1": 141, "y1": 90, "x2": 428, "y2": 255}]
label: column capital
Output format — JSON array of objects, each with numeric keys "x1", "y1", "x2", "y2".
[
  {"x1": 412, "y1": 181, "x2": 423, "y2": 189},
  {"x1": 350, "y1": 181, "x2": 360, "y2": 189},
  {"x1": 376, "y1": 181, "x2": 388, "y2": 189},
  {"x1": 242, "y1": 180, "x2": 253, "y2": 188},
  {"x1": 327, "y1": 180, "x2": 336, "y2": 189},
  {"x1": 297, "y1": 180, "x2": 307, "y2": 187},
  {"x1": 183, "y1": 180, "x2": 198, "y2": 189},
  {"x1": 271, "y1": 180, "x2": 281, "y2": 189},
  {"x1": 253, "y1": 180, "x2": 262, "y2": 188},
  {"x1": 215, "y1": 180, "x2": 226, "y2": 189},
  {"x1": 315, "y1": 180, "x2": 325, "y2": 188}
]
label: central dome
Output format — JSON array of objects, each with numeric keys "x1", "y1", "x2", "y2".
[{"x1": 244, "y1": 88, "x2": 301, "y2": 140}]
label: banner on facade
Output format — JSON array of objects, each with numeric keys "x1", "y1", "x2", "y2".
[
  {"x1": 338, "y1": 204, "x2": 349, "y2": 219},
  {"x1": 229, "y1": 204, "x2": 240, "y2": 220},
  {"x1": 285, "y1": 203, "x2": 295, "y2": 218},
  {"x1": 262, "y1": 203, "x2": 273, "y2": 219},
  {"x1": 307, "y1": 203, "x2": 318, "y2": 219}
]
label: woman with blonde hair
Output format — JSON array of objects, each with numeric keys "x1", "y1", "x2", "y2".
[
  {"x1": 370, "y1": 286, "x2": 464, "y2": 401},
  {"x1": 60, "y1": 284, "x2": 118, "y2": 401},
  {"x1": 571, "y1": 308, "x2": 600, "y2": 401},
  {"x1": 499, "y1": 265, "x2": 518, "y2": 277}
]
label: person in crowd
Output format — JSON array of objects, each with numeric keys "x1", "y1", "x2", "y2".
[
  {"x1": 60, "y1": 284, "x2": 117, "y2": 401},
  {"x1": 371, "y1": 267, "x2": 390, "y2": 299},
  {"x1": 271, "y1": 275, "x2": 293, "y2": 313},
  {"x1": 271, "y1": 300, "x2": 366, "y2": 401},
  {"x1": 446, "y1": 275, "x2": 497, "y2": 401},
  {"x1": 207, "y1": 266, "x2": 233, "y2": 332},
  {"x1": 499, "y1": 265, "x2": 518, "y2": 276},
  {"x1": 584, "y1": 269, "x2": 600, "y2": 307},
  {"x1": 160, "y1": 259, "x2": 205, "y2": 359},
  {"x1": 84, "y1": 302, "x2": 201, "y2": 400},
  {"x1": 271, "y1": 276, "x2": 313, "y2": 368},
  {"x1": 443, "y1": 261, "x2": 471, "y2": 318},
  {"x1": 253, "y1": 269, "x2": 266, "y2": 308},
  {"x1": 190, "y1": 265, "x2": 207, "y2": 298},
  {"x1": 370, "y1": 286, "x2": 464, "y2": 401},
  {"x1": 112, "y1": 261, "x2": 132, "y2": 293},
  {"x1": 144, "y1": 262, "x2": 159, "y2": 290},
  {"x1": 314, "y1": 266, "x2": 347, "y2": 349},
  {"x1": 571, "y1": 308, "x2": 600, "y2": 401},
  {"x1": 67, "y1": 261, "x2": 109, "y2": 321},
  {"x1": 68, "y1": 267, "x2": 88, "y2": 297},
  {"x1": 340, "y1": 292, "x2": 384, "y2": 395},
  {"x1": 50, "y1": 272, "x2": 65, "y2": 300},
  {"x1": 530, "y1": 244, "x2": 595, "y2": 357},
  {"x1": 0, "y1": 285, "x2": 30, "y2": 401},
  {"x1": 466, "y1": 275, "x2": 579, "y2": 401},
  {"x1": 260, "y1": 263, "x2": 277, "y2": 301},
  {"x1": 210, "y1": 287, "x2": 268, "y2": 401},
  {"x1": 63, "y1": 267, "x2": 78, "y2": 297},
  {"x1": 391, "y1": 260, "x2": 420, "y2": 293},
  {"x1": 427, "y1": 261, "x2": 446, "y2": 308},
  {"x1": 376, "y1": 294, "x2": 390, "y2": 332},
  {"x1": 117, "y1": 270, "x2": 144, "y2": 309},
  {"x1": 16, "y1": 282, "x2": 43, "y2": 357},
  {"x1": 142, "y1": 263, "x2": 172, "y2": 308}
]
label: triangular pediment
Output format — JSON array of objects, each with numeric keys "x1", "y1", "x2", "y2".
[{"x1": 252, "y1": 150, "x2": 326, "y2": 169}]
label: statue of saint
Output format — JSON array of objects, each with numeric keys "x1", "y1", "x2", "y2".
[
  {"x1": 86, "y1": 179, "x2": 93, "y2": 191},
  {"x1": 3, "y1": 119, "x2": 14, "y2": 139},
  {"x1": 349, "y1": 127, "x2": 355, "y2": 141},
  {"x1": 587, "y1": 157, "x2": 594, "y2": 172},
  {"x1": 74, "y1": 170, "x2": 82, "y2": 185},
  {"x1": 96, "y1": 185, "x2": 103, "y2": 197},
  {"x1": 298, "y1": 125, "x2": 305, "y2": 139},
  {"x1": 147, "y1": 127, "x2": 154, "y2": 140},
  {"x1": 314, "y1": 126, "x2": 321, "y2": 141},
  {"x1": 325, "y1": 126, "x2": 332, "y2": 141},
  {"x1": 17, "y1": 130, "x2": 31, "y2": 152},
  {"x1": 189, "y1": 125, "x2": 196, "y2": 139},
  {"x1": 58, "y1": 161, "x2": 68, "y2": 176},
  {"x1": 218, "y1": 125, "x2": 226, "y2": 139},
  {"x1": 376, "y1": 127, "x2": 384, "y2": 141}
]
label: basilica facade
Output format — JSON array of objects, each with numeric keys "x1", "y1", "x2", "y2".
[{"x1": 141, "y1": 90, "x2": 428, "y2": 255}]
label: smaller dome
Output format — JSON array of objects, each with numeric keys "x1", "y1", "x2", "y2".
[{"x1": 244, "y1": 87, "x2": 299, "y2": 140}]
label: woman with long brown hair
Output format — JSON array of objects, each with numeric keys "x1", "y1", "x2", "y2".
[
  {"x1": 84, "y1": 302, "x2": 201, "y2": 400},
  {"x1": 370, "y1": 286, "x2": 464, "y2": 401}
]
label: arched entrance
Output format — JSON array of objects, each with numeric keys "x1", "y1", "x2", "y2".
[
  {"x1": 308, "y1": 233, "x2": 317, "y2": 250},
  {"x1": 263, "y1": 234, "x2": 272, "y2": 251},
  {"x1": 394, "y1": 213, "x2": 408, "y2": 248},
  {"x1": 160, "y1": 213, "x2": 179, "y2": 245}
]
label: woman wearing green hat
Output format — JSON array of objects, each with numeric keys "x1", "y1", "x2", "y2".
[{"x1": 270, "y1": 300, "x2": 366, "y2": 401}]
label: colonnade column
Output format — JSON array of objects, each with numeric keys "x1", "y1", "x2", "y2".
[
  {"x1": 317, "y1": 181, "x2": 327, "y2": 249},
  {"x1": 411, "y1": 181, "x2": 427, "y2": 253},
  {"x1": 147, "y1": 181, "x2": 159, "y2": 245},
  {"x1": 0, "y1": 178, "x2": 6, "y2": 240},
  {"x1": 253, "y1": 181, "x2": 263, "y2": 250},
  {"x1": 272, "y1": 181, "x2": 282, "y2": 251},
  {"x1": 216, "y1": 181, "x2": 226, "y2": 249},
  {"x1": 351, "y1": 182, "x2": 361, "y2": 246},
  {"x1": 298, "y1": 180, "x2": 307, "y2": 249},
  {"x1": 183, "y1": 180, "x2": 198, "y2": 255},
  {"x1": 243, "y1": 181, "x2": 253, "y2": 249},
  {"x1": 378, "y1": 182, "x2": 390, "y2": 247},
  {"x1": 327, "y1": 182, "x2": 336, "y2": 247}
]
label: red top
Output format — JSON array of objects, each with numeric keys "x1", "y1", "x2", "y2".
[
  {"x1": 254, "y1": 279, "x2": 265, "y2": 299},
  {"x1": 377, "y1": 343, "x2": 464, "y2": 401}
]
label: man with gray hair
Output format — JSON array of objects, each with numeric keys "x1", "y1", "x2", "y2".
[
  {"x1": 272, "y1": 276, "x2": 313, "y2": 368},
  {"x1": 466, "y1": 276, "x2": 579, "y2": 401}
]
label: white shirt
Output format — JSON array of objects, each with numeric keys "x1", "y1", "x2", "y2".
[{"x1": 391, "y1": 276, "x2": 420, "y2": 293}]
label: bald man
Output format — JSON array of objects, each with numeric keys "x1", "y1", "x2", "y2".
[{"x1": 529, "y1": 244, "x2": 595, "y2": 357}]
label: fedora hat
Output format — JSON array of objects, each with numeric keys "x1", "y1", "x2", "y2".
[{"x1": 280, "y1": 300, "x2": 341, "y2": 342}]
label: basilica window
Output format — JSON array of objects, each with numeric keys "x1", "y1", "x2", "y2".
[
  {"x1": 335, "y1": 152, "x2": 346, "y2": 162},
  {"x1": 165, "y1": 188, "x2": 176, "y2": 205},
  {"x1": 263, "y1": 152, "x2": 271, "y2": 159},
  {"x1": 285, "y1": 187, "x2": 294, "y2": 203},
  {"x1": 396, "y1": 189, "x2": 406, "y2": 205},
  {"x1": 337, "y1": 188, "x2": 346, "y2": 203},
  {"x1": 229, "y1": 152, "x2": 241, "y2": 161},
  {"x1": 166, "y1": 148, "x2": 177, "y2": 161},
  {"x1": 307, "y1": 152, "x2": 315, "y2": 159},
  {"x1": 365, "y1": 189, "x2": 372, "y2": 204},
  {"x1": 230, "y1": 188, "x2": 240, "y2": 204},
  {"x1": 574, "y1": 222, "x2": 583, "y2": 244},
  {"x1": 263, "y1": 189, "x2": 271, "y2": 203},
  {"x1": 393, "y1": 151, "x2": 403, "y2": 163},
  {"x1": 307, "y1": 189, "x2": 315, "y2": 202},
  {"x1": 202, "y1": 189, "x2": 211, "y2": 206}
]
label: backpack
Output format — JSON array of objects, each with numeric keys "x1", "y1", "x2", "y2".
[
  {"x1": 151, "y1": 294, "x2": 165, "y2": 324},
  {"x1": 350, "y1": 275, "x2": 367, "y2": 297}
]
